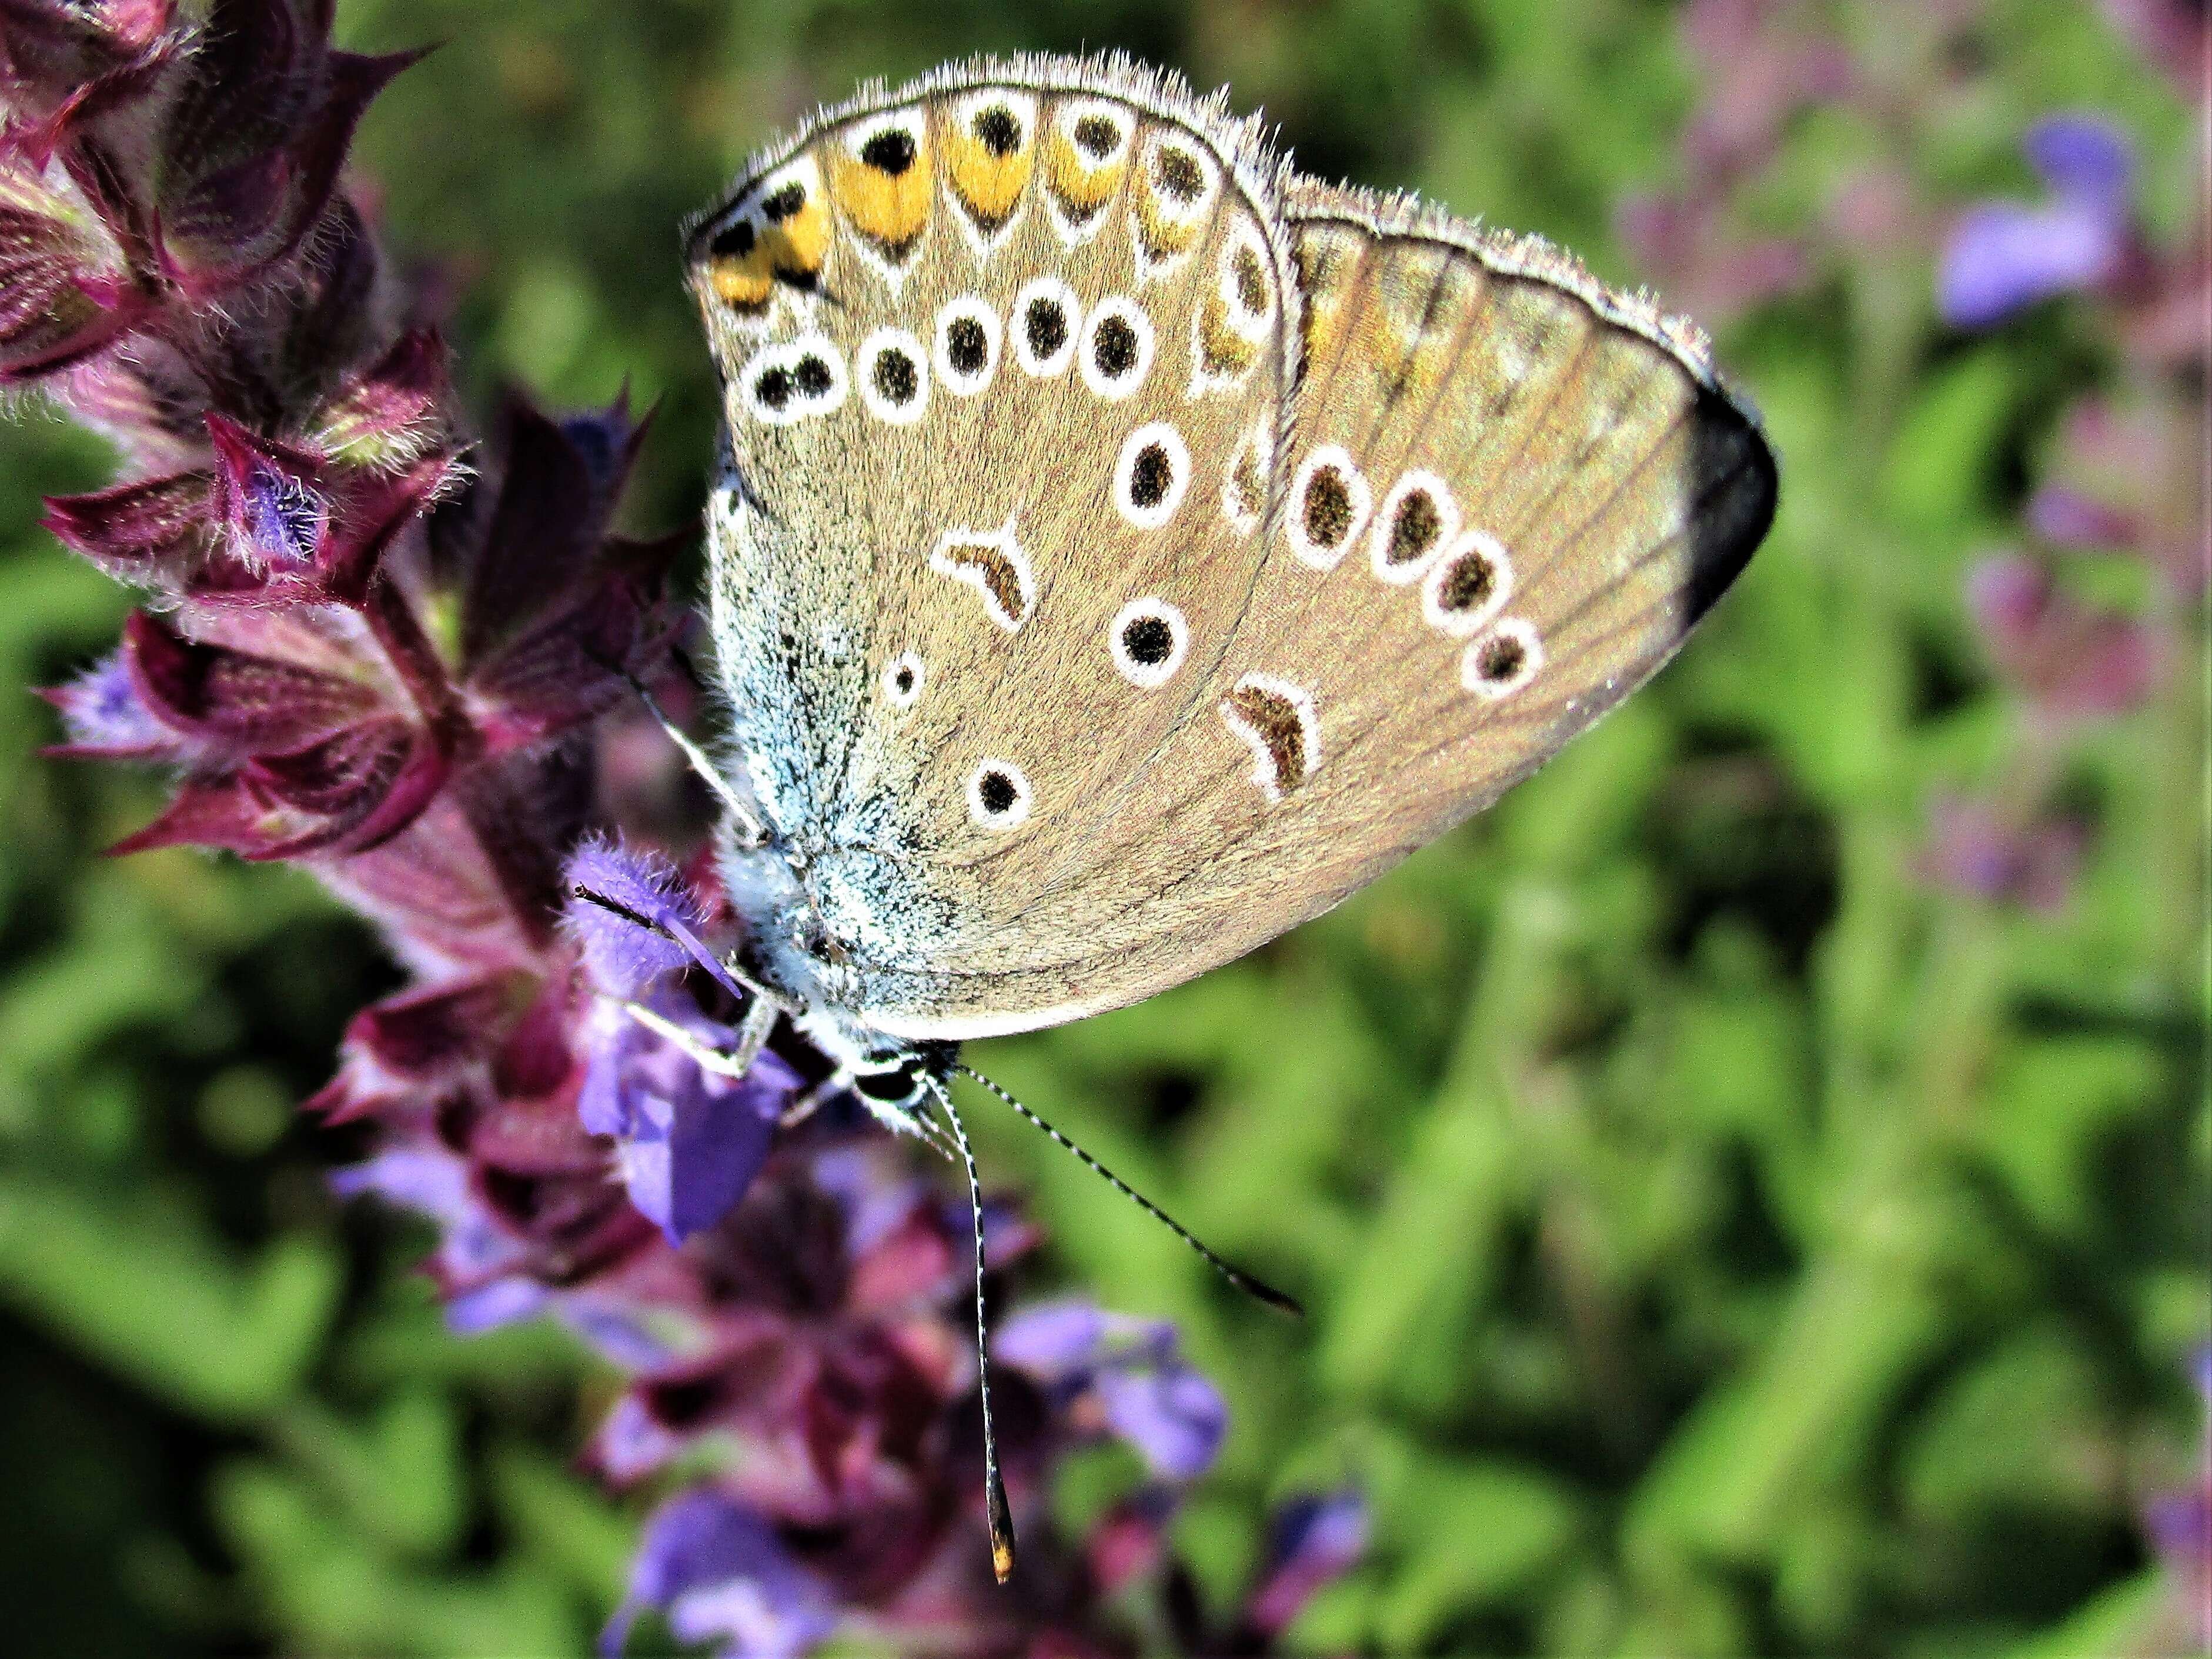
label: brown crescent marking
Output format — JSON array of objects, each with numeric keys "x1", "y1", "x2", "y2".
[
  {"x1": 1221, "y1": 681, "x2": 1315, "y2": 797},
  {"x1": 935, "y1": 538, "x2": 1030, "y2": 627}
]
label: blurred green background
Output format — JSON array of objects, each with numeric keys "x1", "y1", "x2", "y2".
[{"x1": 1, "y1": 1, "x2": 2203, "y2": 1654}]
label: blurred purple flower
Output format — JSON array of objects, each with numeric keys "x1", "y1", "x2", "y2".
[
  {"x1": 1919, "y1": 792, "x2": 2087, "y2": 912},
  {"x1": 1966, "y1": 552, "x2": 2160, "y2": 720},
  {"x1": 602, "y1": 1490, "x2": 835, "y2": 1659},
  {"x1": 36, "y1": 646, "x2": 189, "y2": 759},
  {"x1": 2142, "y1": 1346, "x2": 2212, "y2": 1650},
  {"x1": 576, "y1": 992, "x2": 797, "y2": 1244},
  {"x1": 1001, "y1": 1298, "x2": 1229, "y2": 1481},
  {"x1": 2031, "y1": 398, "x2": 2207, "y2": 598},
  {"x1": 1245, "y1": 1490, "x2": 1369, "y2": 1637},
  {"x1": 1939, "y1": 115, "x2": 2137, "y2": 329}
]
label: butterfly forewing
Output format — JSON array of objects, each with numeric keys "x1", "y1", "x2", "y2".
[
  {"x1": 689, "y1": 58, "x2": 1775, "y2": 1042},
  {"x1": 865, "y1": 185, "x2": 1774, "y2": 1037}
]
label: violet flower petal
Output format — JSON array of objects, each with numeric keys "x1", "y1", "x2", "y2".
[
  {"x1": 563, "y1": 836, "x2": 711, "y2": 998},
  {"x1": 1247, "y1": 1490, "x2": 1369, "y2": 1635},
  {"x1": 41, "y1": 647, "x2": 179, "y2": 755},
  {"x1": 1095, "y1": 1359, "x2": 1229, "y2": 1481},
  {"x1": 997, "y1": 1297, "x2": 1111, "y2": 1377},
  {"x1": 2025, "y1": 114, "x2": 2134, "y2": 212},
  {"x1": 1939, "y1": 199, "x2": 2123, "y2": 329},
  {"x1": 602, "y1": 1490, "x2": 834, "y2": 1659},
  {"x1": 577, "y1": 992, "x2": 797, "y2": 1244}
]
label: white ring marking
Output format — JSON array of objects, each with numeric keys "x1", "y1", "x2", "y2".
[
  {"x1": 965, "y1": 759, "x2": 1033, "y2": 830},
  {"x1": 1107, "y1": 597, "x2": 1189, "y2": 689},
  {"x1": 1080, "y1": 295, "x2": 1154, "y2": 400},
  {"x1": 1285, "y1": 443, "x2": 1372, "y2": 569},
  {"x1": 1112, "y1": 421, "x2": 1191, "y2": 530},
  {"x1": 933, "y1": 295, "x2": 1001, "y2": 397},
  {"x1": 1422, "y1": 529, "x2": 1515, "y2": 638},
  {"x1": 855, "y1": 326, "x2": 930, "y2": 426},
  {"x1": 1369, "y1": 470, "x2": 1462, "y2": 585}
]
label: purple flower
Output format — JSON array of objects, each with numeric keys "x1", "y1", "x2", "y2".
[
  {"x1": 1000, "y1": 1297, "x2": 1229, "y2": 1481},
  {"x1": 37, "y1": 647, "x2": 186, "y2": 759},
  {"x1": 2143, "y1": 1347, "x2": 2212, "y2": 1649},
  {"x1": 1919, "y1": 793, "x2": 2087, "y2": 912},
  {"x1": 563, "y1": 836, "x2": 722, "y2": 999},
  {"x1": 576, "y1": 992, "x2": 797, "y2": 1244},
  {"x1": 205, "y1": 413, "x2": 330, "y2": 571},
  {"x1": 1246, "y1": 1490, "x2": 1370, "y2": 1636},
  {"x1": 602, "y1": 1490, "x2": 834, "y2": 1659},
  {"x1": 1939, "y1": 114, "x2": 2136, "y2": 329},
  {"x1": 1966, "y1": 553, "x2": 2160, "y2": 720}
]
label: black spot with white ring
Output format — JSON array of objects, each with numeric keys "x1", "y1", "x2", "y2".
[
  {"x1": 1112, "y1": 422, "x2": 1191, "y2": 530},
  {"x1": 1108, "y1": 597, "x2": 1189, "y2": 689},
  {"x1": 856, "y1": 327, "x2": 930, "y2": 425},
  {"x1": 1081, "y1": 297, "x2": 1154, "y2": 400},
  {"x1": 1012, "y1": 276, "x2": 1080, "y2": 376},
  {"x1": 965, "y1": 759, "x2": 1033, "y2": 829},
  {"x1": 933, "y1": 297, "x2": 1001, "y2": 396}
]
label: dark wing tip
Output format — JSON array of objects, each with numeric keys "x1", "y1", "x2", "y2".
[{"x1": 1683, "y1": 382, "x2": 1780, "y2": 627}]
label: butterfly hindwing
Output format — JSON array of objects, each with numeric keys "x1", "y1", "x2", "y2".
[{"x1": 686, "y1": 56, "x2": 1301, "y2": 1029}]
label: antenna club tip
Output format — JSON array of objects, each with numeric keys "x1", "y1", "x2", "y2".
[
  {"x1": 987, "y1": 1474, "x2": 1018, "y2": 1584},
  {"x1": 1251, "y1": 1281, "x2": 1307, "y2": 1318}
]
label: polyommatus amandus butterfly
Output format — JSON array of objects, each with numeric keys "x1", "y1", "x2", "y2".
[{"x1": 607, "y1": 52, "x2": 1775, "y2": 1577}]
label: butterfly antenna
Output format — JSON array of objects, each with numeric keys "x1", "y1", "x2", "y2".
[
  {"x1": 954, "y1": 1064, "x2": 1304, "y2": 1318},
  {"x1": 921, "y1": 1074, "x2": 1018, "y2": 1583}
]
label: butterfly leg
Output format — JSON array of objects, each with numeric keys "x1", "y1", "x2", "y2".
[
  {"x1": 586, "y1": 647, "x2": 770, "y2": 848},
  {"x1": 780, "y1": 1070, "x2": 848, "y2": 1127},
  {"x1": 620, "y1": 993, "x2": 779, "y2": 1080}
]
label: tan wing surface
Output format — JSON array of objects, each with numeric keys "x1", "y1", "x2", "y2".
[
  {"x1": 687, "y1": 56, "x2": 1303, "y2": 1016},
  {"x1": 844, "y1": 173, "x2": 1775, "y2": 1039}
]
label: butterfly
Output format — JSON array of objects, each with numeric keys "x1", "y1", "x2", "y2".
[{"x1": 596, "y1": 51, "x2": 1775, "y2": 1580}]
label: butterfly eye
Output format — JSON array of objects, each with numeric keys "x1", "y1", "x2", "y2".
[
  {"x1": 1285, "y1": 445, "x2": 1372, "y2": 568},
  {"x1": 738, "y1": 336, "x2": 847, "y2": 426},
  {"x1": 1080, "y1": 296, "x2": 1153, "y2": 400},
  {"x1": 1112, "y1": 421, "x2": 1190, "y2": 530},
  {"x1": 971, "y1": 104, "x2": 1021, "y2": 155},
  {"x1": 1072, "y1": 114, "x2": 1120, "y2": 158},
  {"x1": 882, "y1": 652, "x2": 925, "y2": 709},
  {"x1": 1369, "y1": 470, "x2": 1461, "y2": 585},
  {"x1": 1152, "y1": 142, "x2": 1204, "y2": 203},
  {"x1": 965, "y1": 760, "x2": 1033, "y2": 830},
  {"x1": 933, "y1": 297, "x2": 1001, "y2": 395},
  {"x1": 861, "y1": 128, "x2": 915, "y2": 173},
  {"x1": 857, "y1": 327, "x2": 930, "y2": 425}
]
